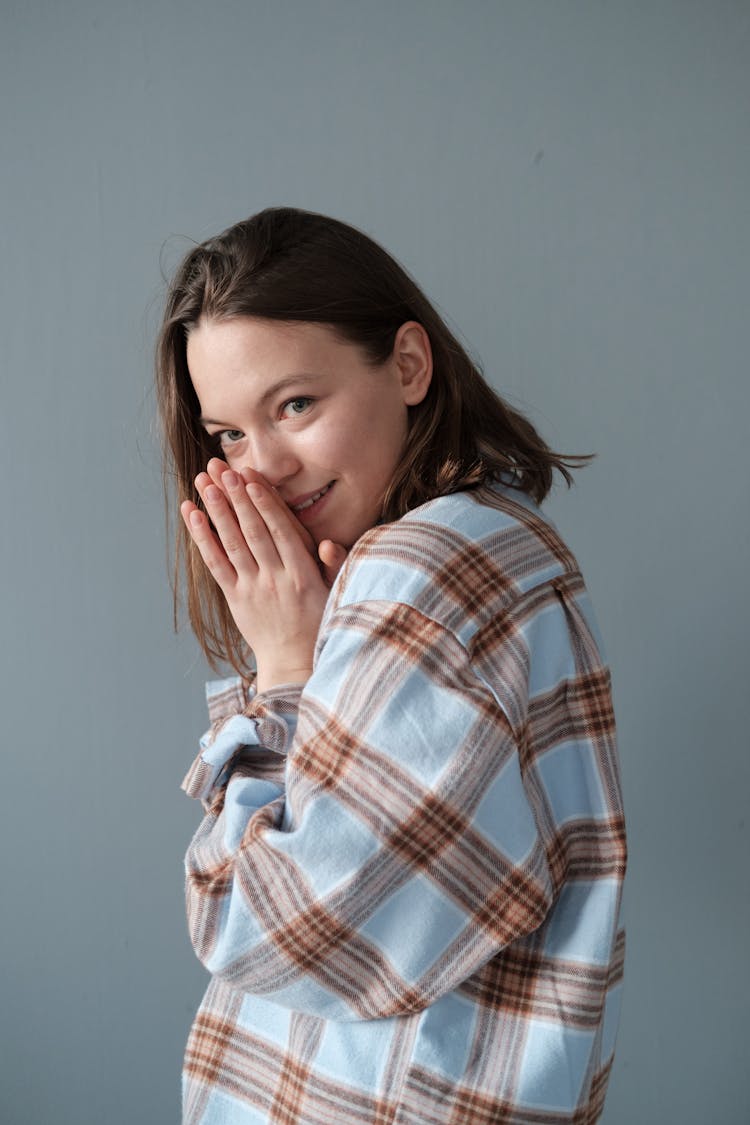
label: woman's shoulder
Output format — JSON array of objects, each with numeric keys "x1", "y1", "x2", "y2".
[
  {"x1": 329, "y1": 485, "x2": 581, "y2": 643},
  {"x1": 359, "y1": 484, "x2": 580, "y2": 584}
]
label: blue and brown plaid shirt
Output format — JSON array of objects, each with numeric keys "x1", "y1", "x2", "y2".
[{"x1": 181, "y1": 484, "x2": 626, "y2": 1124}]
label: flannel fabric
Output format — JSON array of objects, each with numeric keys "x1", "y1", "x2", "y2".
[{"x1": 181, "y1": 485, "x2": 626, "y2": 1125}]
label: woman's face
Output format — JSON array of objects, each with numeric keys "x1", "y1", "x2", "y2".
[{"x1": 186, "y1": 316, "x2": 432, "y2": 548}]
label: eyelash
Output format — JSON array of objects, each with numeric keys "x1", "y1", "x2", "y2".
[
  {"x1": 213, "y1": 429, "x2": 243, "y2": 448},
  {"x1": 208, "y1": 398, "x2": 314, "y2": 448},
  {"x1": 280, "y1": 396, "x2": 314, "y2": 418}
]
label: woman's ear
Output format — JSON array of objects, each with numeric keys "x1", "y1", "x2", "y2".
[{"x1": 393, "y1": 321, "x2": 433, "y2": 405}]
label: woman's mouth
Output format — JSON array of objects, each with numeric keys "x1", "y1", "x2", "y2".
[{"x1": 290, "y1": 481, "x2": 335, "y2": 522}]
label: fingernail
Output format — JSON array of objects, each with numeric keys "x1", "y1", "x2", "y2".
[
  {"x1": 205, "y1": 485, "x2": 222, "y2": 503},
  {"x1": 189, "y1": 511, "x2": 202, "y2": 529},
  {"x1": 223, "y1": 470, "x2": 239, "y2": 489}
]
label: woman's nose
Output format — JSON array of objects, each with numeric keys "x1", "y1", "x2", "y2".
[{"x1": 242, "y1": 433, "x2": 300, "y2": 488}]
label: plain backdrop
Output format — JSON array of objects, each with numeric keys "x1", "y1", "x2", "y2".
[{"x1": 2, "y1": 2, "x2": 748, "y2": 1122}]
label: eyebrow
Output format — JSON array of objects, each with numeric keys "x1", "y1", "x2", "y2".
[{"x1": 199, "y1": 372, "x2": 322, "y2": 426}]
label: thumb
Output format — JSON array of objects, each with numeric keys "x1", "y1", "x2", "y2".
[{"x1": 318, "y1": 539, "x2": 348, "y2": 585}]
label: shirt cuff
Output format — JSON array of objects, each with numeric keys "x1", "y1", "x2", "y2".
[{"x1": 181, "y1": 679, "x2": 304, "y2": 801}]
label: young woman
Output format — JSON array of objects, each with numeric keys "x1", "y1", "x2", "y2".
[{"x1": 157, "y1": 207, "x2": 626, "y2": 1125}]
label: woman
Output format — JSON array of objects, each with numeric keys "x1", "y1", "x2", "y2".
[{"x1": 157, "y1": 207, "x2": 626, "y2": 1125}]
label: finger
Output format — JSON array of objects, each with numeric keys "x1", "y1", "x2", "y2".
[
  {"x1": 197, "y1": 479, "x2": 258, "y2": 574},
  {"x1": 195, "y1": 469, "x2": 220, "y2": 506},
  {"x1": 205, "y1": 457, "x2": 256, "y2": 500},
  {"x1": 237, "y1": 464, "x2": 269, "y2": 487},
  {"x1": 206, "y1": 457, "x2": 230, "y2": 491},
  {"x1": 214, "y1": 460, "x2": 271, "y2": 493},
  {"x1": 181, "y1": 500, "x2": 237, "y2": 589},
  {"x1": 236, "y1": 464, "x2": 318, "y2": 558},
  {"x1": 245, "y1": 480, "x2": 321, "y2": 576},
  {"x1": 207, "y1": 457, "x2": 258, "y2": 502},
  {"x1": 220, "y1": 469, "x2": 284, "y2": 570},
  {"x1": 205, "y1": 461, "x2": 314, "y2": 569},
  {"x1": 318, "y1": 539, "x2": 349, "y2": 586},
  {"x1": 206, "y1": 461, "x2": 306, "y2": 538},
  {"x1": 193, "y1": 461, "x2": 254, "y2": 516},
  {"x1": 285, "y1": 507, "x2": 317, "y2": 558}
]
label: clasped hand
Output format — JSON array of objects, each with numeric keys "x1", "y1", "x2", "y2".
[{"x1": 181, "y1": 459, "x2": 347, "y2": 692}]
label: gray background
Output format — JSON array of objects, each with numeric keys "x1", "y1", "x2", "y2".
[{"x1": 2, "y1": 1, "x2": 748, "y2": 1122}]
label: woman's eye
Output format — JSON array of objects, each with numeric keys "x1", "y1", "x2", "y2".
[
  {"x1": 281, "y1": 397, "x2": 313, "y2": 418},
  {"x1": 217, "y1": 429, "x2": 244, "y2": 445}
]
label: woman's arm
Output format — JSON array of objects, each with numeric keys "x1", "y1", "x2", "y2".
[{"x1": 182, "y1": 583, "x2": 554, "y2": 1022}]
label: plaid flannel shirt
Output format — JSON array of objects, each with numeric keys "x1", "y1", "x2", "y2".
[{"x1": 180, "y1": 485, "x2": 626, "y2": 1125}]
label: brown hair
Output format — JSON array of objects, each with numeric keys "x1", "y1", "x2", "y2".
[{"x1": 156, "y1": 206, "x2": 590, "y2": 673}]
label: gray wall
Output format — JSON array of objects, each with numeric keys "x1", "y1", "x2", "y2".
[{"x1": 2, "y1": 2, "x2": 748, "y2": 1122}]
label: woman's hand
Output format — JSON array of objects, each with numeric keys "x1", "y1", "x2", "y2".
[
  {"x1": 201, "y1": 459, "x2": 348, "y2": 586},
  {"x1": 181, "y1": 458, "x2": 347, "y2": 692}
]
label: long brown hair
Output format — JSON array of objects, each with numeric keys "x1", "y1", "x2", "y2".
[{"x1": 156, "y1": 206, "x2": 590, "y2": 673}]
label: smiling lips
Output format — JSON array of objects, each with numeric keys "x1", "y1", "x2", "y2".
[{"x1": 290, "y1": 482, "x2": 334, "y2": 513}]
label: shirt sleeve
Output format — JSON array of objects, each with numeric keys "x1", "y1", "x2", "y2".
[{"x1": 182, "y1": 597, "x2": 554, "y2": 1022}]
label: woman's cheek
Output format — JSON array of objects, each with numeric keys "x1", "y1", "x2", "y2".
[{"x1": 302, "y1": 418, "x2": 346, "y2": 463}]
